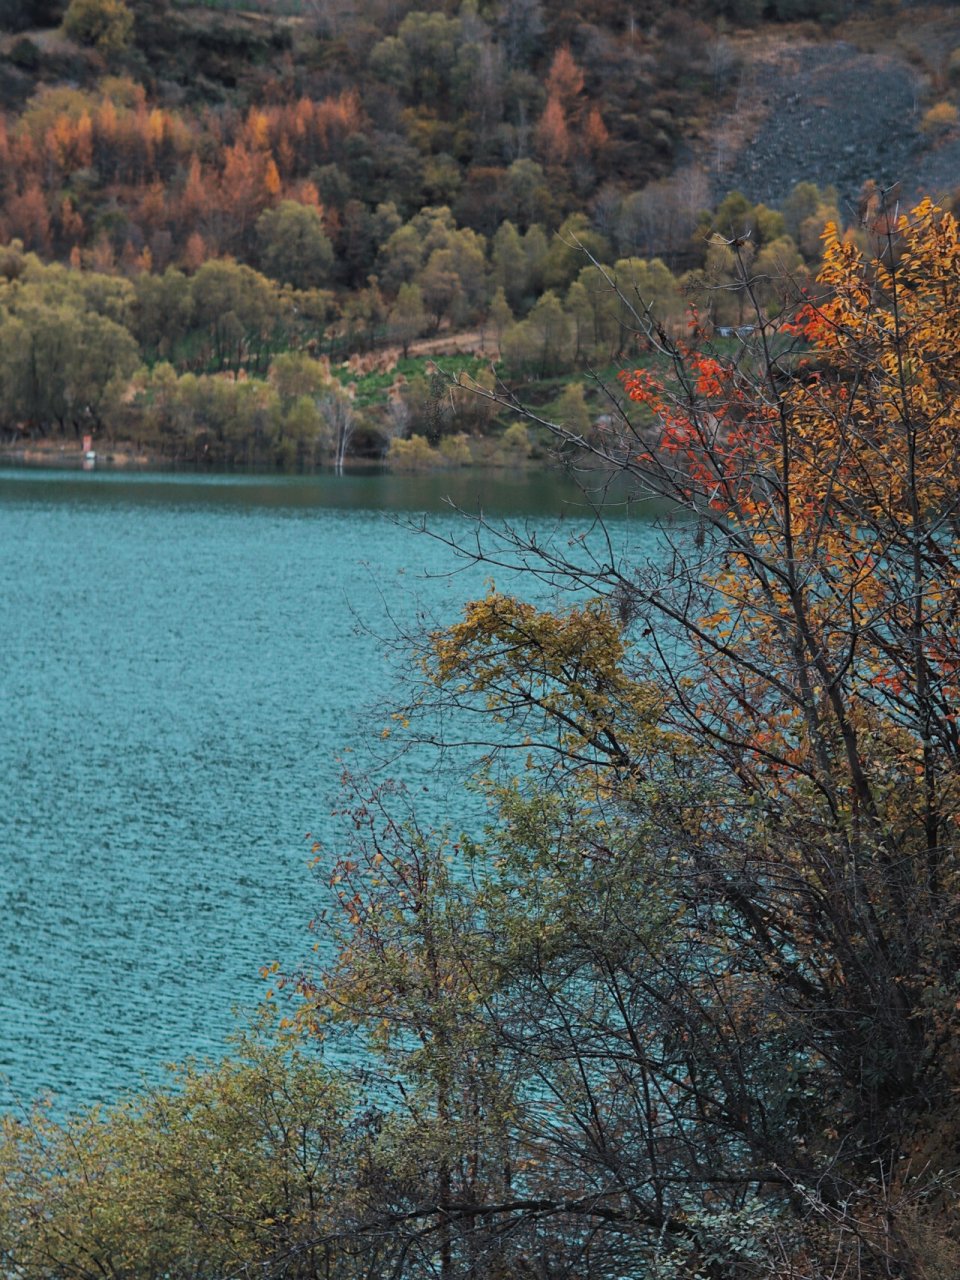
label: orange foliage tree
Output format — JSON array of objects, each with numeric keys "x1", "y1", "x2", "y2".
[
  {"x1": 616, "y1": 197, "x2": 960, "y2": 884},
  {"x1": 0, "y1": 87, "x2": 364, "y2": 269},
  {"x1": 534, "y1": 94, "x2": 570, "y2": 166},
  {"x1": 535, "y1": 46, "x2": 606, "y2": 172},
  {"x1": 544, "y1": 45, "x2": 585, "y2": 109},
  {"x1": 340, "y1": 199, "x2": 960, "y2": 1276}
]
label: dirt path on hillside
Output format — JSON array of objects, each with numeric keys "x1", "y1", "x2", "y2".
[{"x1": 406, "y1": 330, "x2": 496, "y2": 359}]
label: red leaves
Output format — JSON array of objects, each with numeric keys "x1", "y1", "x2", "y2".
[{"x1": 621, "y1": 342, "x2": 777, "y2": 514}]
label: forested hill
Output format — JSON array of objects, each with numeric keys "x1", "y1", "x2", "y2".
[
  {"x1": 2, "y1": 0, "x2": 958, "y2": 258},
  {"x1": 0, "y1": 0, "x2": 958, "y2": 465}
]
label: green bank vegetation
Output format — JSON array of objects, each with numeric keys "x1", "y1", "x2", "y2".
[{"x1": 0, "y1": 181, "x2": 847, "y2": 469}]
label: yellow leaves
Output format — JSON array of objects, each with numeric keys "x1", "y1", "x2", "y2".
[
  {"x1": 425, "y1": 590, "x2": 674, "y2": 778},
  {"x1": 707, "y1": 203, "x2": 960, "y2": 747},
  {"x1": 429, "y1": 590, "x2": 628, "y2": 688},
  {"x1": 700, "y1": 608, "x2": 731, "y2": 630},
  {"x1": 700, "y1": 606, "x2": 737, "y2": 641},
  {"x1": 820, "y1": 219, "x2": 841, "y2": 250},
  {"x1": 391, "y1": 712, "x2": 410, "y2": 730}
]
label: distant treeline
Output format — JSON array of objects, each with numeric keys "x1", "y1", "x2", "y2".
[{"x1": 0, "y1": 177, "x2": 853, "y2": 465}]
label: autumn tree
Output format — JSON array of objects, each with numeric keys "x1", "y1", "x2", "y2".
[
  {"x1": 282, "y1": 198, "x2": 960, "y2": 1277},
  {"x1": 62, "y1": 0, "x2": 133, "y2": 56},
  {"x1": 256, "y1": 200, "x2": 334, "y2": 290},
  {"x1": 534, "y1": 94, "x2": 570, "y2": 168},
  {"x1": 534, "y1": 46, "x2": 607, "y2": 183},
  {"x1": 387, "y1": 281, "x2": 427, "y2": 356},
  {"x1": 435, "y1": 198, "x2": 960, "y2": 1276}
]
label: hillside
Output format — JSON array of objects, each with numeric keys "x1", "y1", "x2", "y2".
[{"x1": 0, "y1": 0, "x2": 957, "y2": 466}]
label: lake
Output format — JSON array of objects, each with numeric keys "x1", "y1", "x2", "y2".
[{"x1": 0, "y1": 466, "x2": 669, "y2": 1115}]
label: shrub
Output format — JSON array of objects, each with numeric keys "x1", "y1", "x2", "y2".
[
  {"x1": 438, "y1": 432, "x2": 472, "y2": 466},
  {"x1": 9, "y1": 37, "x2": 41, "y2": 70},
  {"x1": 62, "y1": 0, "x2": 133, "y2": 55},
  {"x1": 501, "y1": 421, "x2": 531, "y2": 457},
  {"x1": 387, "y1": 433, "x2": 443, "y2": 471},
  {"x1": 920, "y1": 101, "x2": 959, "y2": 138}
]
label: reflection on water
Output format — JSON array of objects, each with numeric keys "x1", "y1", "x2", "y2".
[
  {"x1": 0, "y1": 463, "x2": 669, "y2": 517},
  {"x1": 0, "y1": 467, "x2": 669, "y2": 1114}
]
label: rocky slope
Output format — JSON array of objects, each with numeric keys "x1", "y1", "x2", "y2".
[{"x1": 702, "y1": 10, "x2": 960, "y2": 215}]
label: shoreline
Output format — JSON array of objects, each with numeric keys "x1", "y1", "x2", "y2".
[
  {"x1": 0, "y1": 442, "x2": 396, "y2": 475},
  {"x1": 1, "y1": 442, "x2": 157, "y2": 470},
  {"x1": 0, "y1": 442, "x2": 544, "y2": 478}
]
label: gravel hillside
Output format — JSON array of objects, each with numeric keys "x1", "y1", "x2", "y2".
[{"x1": 712, "y1": 34, "x2": 957, "y2": 216}]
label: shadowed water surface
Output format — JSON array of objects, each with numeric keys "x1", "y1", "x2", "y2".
[{"x1": 0, "y1": 468, "x2": 667, "y2": 1113}]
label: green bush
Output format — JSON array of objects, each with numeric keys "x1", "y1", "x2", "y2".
[
  {"x1": 62, "y1": 0, "x2": 133, "y2": 54},
  {"x1": 9, "y1": 37, "x2": 41, "y2": 70},
  {"x1": 387, "y1": 433, "x2": 443, "y2": 471}
]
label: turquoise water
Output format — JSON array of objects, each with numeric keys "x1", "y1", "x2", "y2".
[{"x1": 0, "y1": 467, "x2": 666, "y2": 1114}]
